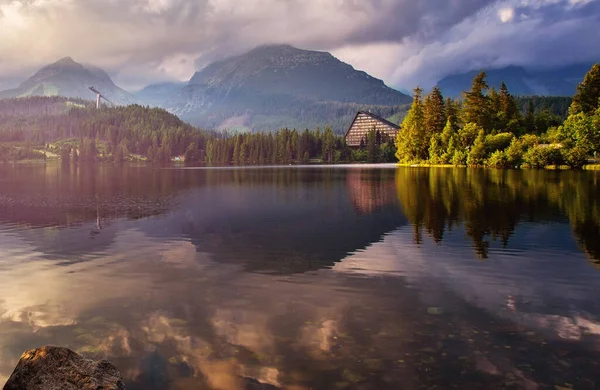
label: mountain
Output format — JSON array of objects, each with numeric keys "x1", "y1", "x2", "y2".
[
  {"x1": 135, "y1": 81, "x2": 186, "y2": 107},
  {"x1": 0, "y1": 57, "x2": 138, "y2": 105},
  {"x1": 165, "y1": 44, "x2": 411, "y2": 132},
  {"x1": 437, "y1": 63, "x2": 595, "y2": 98}
]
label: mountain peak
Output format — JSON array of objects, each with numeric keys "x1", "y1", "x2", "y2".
[
  {"x1": 52, "y1": 57, "x2": 81, "y2": 67},
  {"x1": 249, "y1": 44, "x2": 300, "y2": 53},
  {"x1": 0, "y1": 57, "x2": 138, "y2": 104},
  {"x1": 174, "y1": 45, "x2": 410, "y2": 131}
]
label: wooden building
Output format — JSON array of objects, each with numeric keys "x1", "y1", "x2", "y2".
[{"x1": 344, "y1": 111, "x2": 400, "y2": 147}]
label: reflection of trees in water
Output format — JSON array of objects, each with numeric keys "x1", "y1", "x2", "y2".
[
  {"x1": 0, "y1": 164, "x2": 197, "y2": 228},
  {"x1": 395, "y1": 168, "x2": 600, "y2": 265}
]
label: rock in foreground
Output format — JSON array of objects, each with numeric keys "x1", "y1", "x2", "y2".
[{"x1": 3, "y1": 346, "x2": 125, "y2": 390}]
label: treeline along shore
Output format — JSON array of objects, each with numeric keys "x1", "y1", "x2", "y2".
[
  {"x1": 0, "y1": 64, "x2": 598, "y2": 168},
  {"x1": 396, "y1": 64, "x2": 600, "y2": 169}
]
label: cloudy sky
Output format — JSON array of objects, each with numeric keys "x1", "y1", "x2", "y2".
[{"x1": 0, "y1": 0, "x2": 598, "y2": 91}]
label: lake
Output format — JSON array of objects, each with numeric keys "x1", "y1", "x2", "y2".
[{"x1": 0, "y1": 164, "x2": 599, "y2": 389}]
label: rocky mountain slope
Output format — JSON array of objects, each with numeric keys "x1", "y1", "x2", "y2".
[
  {"x1": 162, "y1": 44, "x2": 411, "y2": 132},
  {"x1": 0, "y1": 57, "x2": 138, "y2": 105}
]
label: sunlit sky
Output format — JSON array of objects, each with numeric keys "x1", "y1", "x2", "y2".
[{"x1": 0, "y1": 0, "x2": 598, "y2": 91}]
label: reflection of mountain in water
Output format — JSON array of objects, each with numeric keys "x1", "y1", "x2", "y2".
[
  {"x1": 0, "y1": 165, "x2": 180, "y2": 228},
  {"x1": 0, "y1": 166, "x2": 406, "y2": 272},
  {"x1": 395, "y1": 168, "x2": 600, "y2": 266},
  {"x1": 143, "y1": 168, "x2": 406, "y2": 273}
]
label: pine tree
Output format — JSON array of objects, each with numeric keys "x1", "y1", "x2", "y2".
[
  {"x1": 571, "y1": 63, "x2": 600, "y2": 115},
  {"x1": 424, "y1": 86, "x2": 446, "y2": 146},
  {"x1": 441, "y1": 118, "x2": 456, "y2": 149},
  {"x1": 488, "y1": 87, "x2": 501, "y2": 132},
  {"x1": 462, "y1": 72, "x2": 491, "y2": 132},
  {"x1": 396, "y1": 87, "x2": 426, "y2": 162},
  {"x1": 428, "y1": 134, "x2": 444, "y2": 164},
  {"x1": 498, "y1": 82, "x2": 521, "y2": 134},
  {"x1": 525, "y1": 101, "x2": 535, "y2": 133}
]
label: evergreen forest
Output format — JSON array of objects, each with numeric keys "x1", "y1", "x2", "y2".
[{"x1": 395, "y1": 64, "x2": 600, "y2": 169}]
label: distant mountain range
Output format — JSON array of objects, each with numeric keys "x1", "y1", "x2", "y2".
[
  {"x1": 0, "y1": 57, "x2": 138, "y2": 105},
  {"x1": 0, "y1": 46, "x2": 596, "y2": 132},
  {"x1": 437, "y1": 64, "x2": 594, "y2": 98}
]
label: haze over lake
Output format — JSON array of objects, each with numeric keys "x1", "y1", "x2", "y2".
[{"x1": 0, "y1": 164, "x2": 599, "y2": 389}]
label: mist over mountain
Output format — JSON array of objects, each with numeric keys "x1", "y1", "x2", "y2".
[
  {"x1": 160, "y1": 45, "x2": 411, "y2": 132},
  {"x1": 437, "y1": 63, "x2": 595, "y2": 98},
  {"x1": 0, "y1": 57, "x2": 138, "y2": 105},
  {"x1": 135, "y1": 82, "x2": 187, "y2": 107}
]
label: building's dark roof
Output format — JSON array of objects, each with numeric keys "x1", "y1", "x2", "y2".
[{"x1": 344, "y1": 110, "x2": 401, "y2": 139}]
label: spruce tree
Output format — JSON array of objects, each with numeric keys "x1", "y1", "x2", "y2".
[
  {"x1": 424, "y1": 86, "x2": 446, "y2": 145},
  {"x1": 499, "y1": 82, "x2": 521, "y2": 133},
  {"x1": 462, "y1": 72, "x2": 492, "y2": 132},
  {"x1": 396, "y1": 87, "x2": 426, "y2": 162},
  {"x1": 571, "y1": 63, "x2": 600, "y2": 115}
]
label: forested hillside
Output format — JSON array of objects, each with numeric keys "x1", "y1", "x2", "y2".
[
  {"x1": 0, "y1": 98, "x2": 212, "y2": 163},
  {"x1": 0, "y1": 96, "x2": 392, "y2": 164}
]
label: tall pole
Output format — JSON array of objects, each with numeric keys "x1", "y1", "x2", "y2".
[{"x1": 96, "y1": 93, "x2": 101, "y2": 109}]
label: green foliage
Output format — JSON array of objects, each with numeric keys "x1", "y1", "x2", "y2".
[
  {"x1": 486, "y1": 150, "x2": 511, "y2": 169},
  {"x1": 428, "y1": 134, "x2": 444, "y2": 164},
  {"x1": 522, "y1": 145, "x2": 563, "y2": 169},
  {"x1": 516, "y1": 96, "x2": 572, "y2": 120},
  {"x1": 396, "y1": 87, "x2": 427, "y2": 162},
  {"x1": 424, "y1": 87, "x2": 446, "y2": 140},
  {"x1": 184, "y1": 142, "x2": 203, "y2": 164},
  {"x1": 571, "y1": 63, "x2": 600, "y2": 115},
  {"x1": 452, "y1": 149, "x2": 468, "y2": 166},
  {"x1": 366, "y1": 130, "x2": 380, "y2": 163},
  {"x1": 484, "y1": 132, "x2": 514, "y2": 154},
  {"x1": 456, "y1": 122, "x2": 481, "y2": 149},
  {"x1": 467, "y1": 130, "x2": 487, "y2": 167},
  {"x1": 462, "y1": 72, "x2": 491, "y2": 131},
  {"x1": 380, "y1": 141, "x2": 397, "y2": 163},
  {"x1": 562, "y1": 145, "x2": 589, "y2": 169},
  {"x1": 505, "y1": 138, "x2": 526, "y2": 168}
]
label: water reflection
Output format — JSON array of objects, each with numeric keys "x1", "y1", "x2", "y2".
[
  {"x1": 0, "y1": 165, "x2": 599, "y2": 389},
  {"x1": 395, "y1": 168, "x2": 600, "y2": 265}
]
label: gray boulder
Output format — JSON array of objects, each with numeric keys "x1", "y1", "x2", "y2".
[{"x1": 3, "y1": 346, "x2": 125, "y2": 390}]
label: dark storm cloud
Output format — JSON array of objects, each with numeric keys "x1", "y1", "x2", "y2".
[
  {"x1": 0, "y1": 0, "x2": 598, "y2": 91},
  {"x1": 388, "y1": 0, "x2": 600, "y2": 88}
]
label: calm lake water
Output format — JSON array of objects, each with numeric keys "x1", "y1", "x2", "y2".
[{"x1": 0, "y1": 164, "x2": 600, "y2": 389}]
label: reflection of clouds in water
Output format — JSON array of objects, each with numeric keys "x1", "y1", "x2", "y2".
[
  {"x1": 0, "y1": 230, "x2": 162, "y2": 329},
  {"x1": 2, "y1": 220, "x2": 600, "y2": 388},
  {"x1": 0, "y1": 227, "x2": 339, "y2": 388},
  {"x1": 334, "y1": 226, "x2": 600, "y2": 346},
  {"x1": 212, "y1": 309, "x2": 274, "y2": 354}
]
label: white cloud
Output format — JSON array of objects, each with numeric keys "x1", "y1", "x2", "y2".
[{"x1": 499, "y1": 7, "x2": 516, "y2": 22}]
